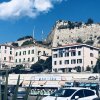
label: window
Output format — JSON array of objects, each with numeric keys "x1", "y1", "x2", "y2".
[
  {"x1": 90, "y1": 53, "x2": 93, "y2": 57},
  {"x1": 59, "y1": 51, "x2": 63, "y2": 57},
  {"x1": 19, "y1": 51, "x2": 21, "y2": 56},
  {"x1": 71, "y1": 59, "x2": 76, "y2": 64},
  {"x1": 32, "y1": 57, "x2": 34, "y2": 62},
  {"x1": 32, "y1": 50, "x2": 34, "y2": 54},
  {"x1": 65, "y1": 60, "x2": 69, "y2": 64},
  {"x1": 10, "y1": 51, "x2": 12, "y2": 55},
  {"x1": 16, "y1": 52, "x2": 18, "y2": 56},
  {"x1": 53, "y1": 54, "x2": 57, "y2": 58},
  {"x1": 71, "y1": 51, "x2": 76, "y2": 56},
  {"x1": 51, "y1": 89, "x2": 76, "y2": 97},
  {"x1": 5, "y1": 46, "x2": 7, "y2": 49},
  {"x1": 19, "y1": 59, "x2": 21, "y2": 62},
  {"x1": 28, "y1": 58, "x2": 30, "y2": 62},
  {"x1": 28, "y1": 50, "x2": 30, "y2": 54},
  {"x1": 59, "y1": 60, "x2": 62, "y2": 65},
  {"x1": 65, "y1": 52, "x2": 69, "y2": 57},
  {"x1": 78, "y1": 51, "x2": 81, "y2": 55},
  {"x1": 77, "y1": 59, "x2": 82, "y2": 63},
  {"x1": 43, "y1": 51, "x2": 46, "y2": 55},
  {"x1": 83, "y1": 89, "x2": 95, "y2": 97},
  {"x1": 23, "y1": 58, "x2": 25, "y2": 62},
  {"x1": 71, "y1": 90, "x2": 84, "y2": 99},
  {"x1": 9, "y1": 57, "x2": 12, "y2": 61},
  {"x1": 91, "y1": 61, "x2": 93, "y2": 64},
  {"x1": 23, "y1": 51, "x2": 26, "y2": 55},
  {"x1": 38, "y1": 51, "x2": 41, "y2": 55},
  {"x1": 4, "y1": 57, "x2": 6, "y2": 61},
  {"x1": 5, "y1": 50, "x2": 6, "y2": 53},
  {"x1": 54, "y1": 61, "x2": 57, "y2": 65},
  {"x1": 15, "y1": 59, "x2": 17, "y2": 63},
  {"x1": 10, "y1": 47, "x2": 12, "y2": 50}
]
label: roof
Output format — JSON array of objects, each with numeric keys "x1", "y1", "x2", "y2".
[
  {"x1": 0, "y1": 44, "x2": 14, "y2": 48},
  {"x1": 15, "y1": 43, "x2": 50, "y2": 49},
  {"x1": 52, "y1": 43, "x2": 99, "y2": 50}
]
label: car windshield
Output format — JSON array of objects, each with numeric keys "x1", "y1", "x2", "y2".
[{"x1": 50, "y1": 89, "x2": 76, "y2": 97}]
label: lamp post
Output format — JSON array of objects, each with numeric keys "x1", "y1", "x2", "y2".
[
  {"x1": 0, "y1": 80, "x2": 1, "y2": 100},
  {"x1": 0, "y1": 79, "x2": 2, "y2": 100}
]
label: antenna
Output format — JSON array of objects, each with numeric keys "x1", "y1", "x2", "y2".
[
  {"x1": 33, "y1": 26, "x2": 35, "y2": 40},
  {"x1": 33, "y1": 26, "x2": 35, "y2": 43},
  {"x1": 42, "y1": 30, "x2": 44, "y2": 41}
]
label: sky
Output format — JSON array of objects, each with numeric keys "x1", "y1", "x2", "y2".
[{"x1": 0, "y1": 0, "x2": 100, "y2": 43}]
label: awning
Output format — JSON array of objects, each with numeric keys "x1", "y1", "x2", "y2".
[
  {"x1": 59, "y1": 81, "x2": 66, "y2": 85},
  {"x1": 44, "y1": 81, "x2": 61, "y2": 87},
  {"x1": 46, "y1": 81, "x2": 59, "y2": 85},
  {"x1": 22, "y1": 80, "x2": 31, "y2": 87},
  {"x1": 61, "y1": 76, "x2": 66, "y2": 81},
  {"x1": 43, "y1": 84, "x2": 61, "y2": 88},
  {"x1": 38, "y1": 81, "x2": 46, "y2": 85},
  {"x1": 8, "y1": 79, "x2": 23, "y2": 85},
  {"x1": 31, "y1": 81, "x2": 40, "y2": 87}
]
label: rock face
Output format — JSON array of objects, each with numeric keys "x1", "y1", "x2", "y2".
[{"x1": 46, "y1": 20, "x2": 100, "y2": 48}]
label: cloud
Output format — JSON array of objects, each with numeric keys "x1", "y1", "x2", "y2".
[{"x1": 0, "y1": 0, "x2": 64, "y2": 20}]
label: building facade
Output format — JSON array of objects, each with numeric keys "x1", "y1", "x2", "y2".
[
  {"x1": 15, "y1": 44, "x2": 51, "y2": 68},
  {"x1": 52, "y1": 44, "x2": 99, "y2": 73},
  {"x1": 0, "y1": 45, "x2": 15, "y2": 69}
]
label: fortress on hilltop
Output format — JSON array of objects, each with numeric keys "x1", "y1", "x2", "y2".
[{"x1": 46, "y1": 20, "x2": 100, "y2": 48}]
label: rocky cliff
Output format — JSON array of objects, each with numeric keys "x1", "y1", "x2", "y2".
[{"x1": 46, "y1": 20, "x2": 100, "y2": 48}]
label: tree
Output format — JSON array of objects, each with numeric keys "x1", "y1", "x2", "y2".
[
  {"x1": 21, "y1": 40, "x2": 34, "y2": 46},
  {"x1": 86, "y1": 18, "x2": 94, "y2": 25},
  {"x1": 31, "y1": 56, "x2": 52, "y2": 73},
  {"x1": 93, "y1": 58, "x2": 100, "y2": 73},
  {"x1": 85, "y1": 40, "x2": 94, "y2": 45},
  {"x1": 17, "y1": 36, "x2": 33, "y2": 41},
  {"x1": 75, "y1": 66, "x2": 81, "y2": 72},
  {"x1": 77, "y1": 38, "x2": 83, "y2": 43},
  {"x1": 14, "y1": 64, "x2": 24, "y2": 74},
  {"x1": 31, "y1": 64, "x2": 43, "y2": 73},
  {"x1": 31, "y1": 59, "x2": 45, "y2": 73},
  {"x1": 12, "y1": 42, "x2": 19, "y2": 47},
  {"x1": 86, "y1": 66, "x2": 91, "y2": 71},
  {"x1": 68, "y1": 21, "x2": 74, "y2": 29},
  {"x1": 43, "y1": 56, "x2": 52, "y2": 70}
]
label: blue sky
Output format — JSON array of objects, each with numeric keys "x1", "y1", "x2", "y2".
[{"x1": 0, "y1": 0, "x2": 100, "y2": 43}]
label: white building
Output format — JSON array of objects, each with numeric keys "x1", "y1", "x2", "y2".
[
  {"x1": 0, "y1": 45, "x2": 15, "y2": 69},
  {"x1": 15, "y1": 44, "x2": 51, "y2": 68},
  {"x1": 52, "y1": 44, "x2": 99, "y2": 73}
]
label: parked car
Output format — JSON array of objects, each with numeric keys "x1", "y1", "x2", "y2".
[
  {"x1": 42, "y1": 87, "x2": 98, "y2": 100},
  {"x1": 8, "y1": 86, "x2": 15, "y2": 96},
  {"x1": 16, "y1": 87, "x2": 26, "y2": 99},
  {"x1": 9, "y1": 87, "x2": 27, "y2": 99},
  {"x1": 88, "y1": 76, "x2": 97, "y2": 80}
]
